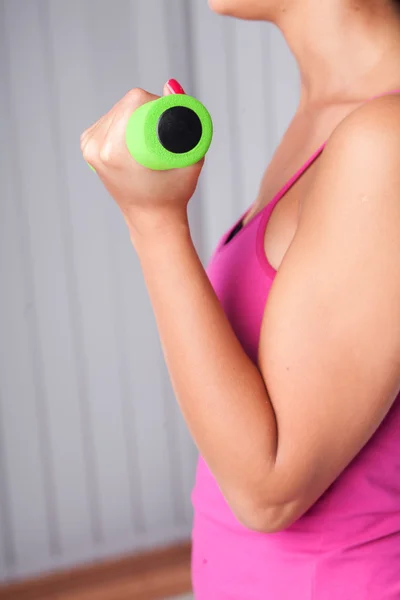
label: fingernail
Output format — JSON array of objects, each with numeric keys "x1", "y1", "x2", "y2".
[{"x1": 166, "y1": 79, "x2": 185, "y2": 94}]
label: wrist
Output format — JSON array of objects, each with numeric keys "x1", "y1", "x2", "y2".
[{"x1": 124, "y1": 207, "x2": 191, "y2": 249}]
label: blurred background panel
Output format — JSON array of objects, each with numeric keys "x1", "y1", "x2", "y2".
[{"x1": 0, "y1": 0, "x2": 299, "y2": 584}]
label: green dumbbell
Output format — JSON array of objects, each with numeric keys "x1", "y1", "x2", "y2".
[{"x1": 125, "y1": 94, "x2": 213, "y2": 170}]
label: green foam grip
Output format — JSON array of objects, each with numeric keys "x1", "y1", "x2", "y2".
[{"x1": 125, "y1": 94, "x2": 213, "y2": 170}]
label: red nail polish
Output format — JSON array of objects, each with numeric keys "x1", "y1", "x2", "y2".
[{"x1": 166, "y1": 79, "x2": 185, "y2": 94}]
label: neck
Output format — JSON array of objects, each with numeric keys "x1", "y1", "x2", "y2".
[{"x1": 274, "y1": 0, "x2": 400, "y2": 107}]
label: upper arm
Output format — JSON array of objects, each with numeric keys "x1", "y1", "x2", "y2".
[{"x1": 259, "y1": 96, "x2": 400, "y2": 523}]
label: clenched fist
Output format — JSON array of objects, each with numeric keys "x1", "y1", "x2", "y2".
[{"x1": 80, "y1": 80, "x2": 204, "y2": 240}]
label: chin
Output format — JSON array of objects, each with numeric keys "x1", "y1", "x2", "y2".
[
  {"x1": 208, "y1": 0, "x2": 229, "y2": 15},
  {"x1": 208, "y1": 0, "x2": 268, "y2": 20}
]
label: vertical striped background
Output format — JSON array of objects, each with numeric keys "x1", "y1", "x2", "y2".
[{"x1": 0, "y1": 0, "x2": 299, "y2": 582}]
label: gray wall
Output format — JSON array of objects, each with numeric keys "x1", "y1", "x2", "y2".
[{"x1": 0, "y1": 0, "x2": 299, "y2": 583}]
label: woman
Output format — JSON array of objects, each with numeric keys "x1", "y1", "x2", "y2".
[{"x1": 81, "y1": 0, "x2": 400, "y2": 597}]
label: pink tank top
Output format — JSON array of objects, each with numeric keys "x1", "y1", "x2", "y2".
[{"x1": 191, "y1": 92, "x2": 400, "y2": 599}]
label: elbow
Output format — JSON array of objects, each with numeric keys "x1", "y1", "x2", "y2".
[
  {"x1": 222, "y1": 468, "x2": 310, "y2": 533},
  {"x1": 237, "y1": 508, "x2": 296, "y2": 534},
  {"x1": 230, "y1": 495, "x2": 301, "y2": 534}
]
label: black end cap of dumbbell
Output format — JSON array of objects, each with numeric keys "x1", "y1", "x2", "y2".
[{"x1": 157, "y1": 106, "x2": 203, "y2": 154}]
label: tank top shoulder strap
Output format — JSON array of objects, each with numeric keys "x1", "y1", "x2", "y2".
[
  {"x1": 266, "y1": 142, "x2": 326, "y2": 216},
  {"x1": 362, "y1": 88, "x2": 400, "y2": 104}
]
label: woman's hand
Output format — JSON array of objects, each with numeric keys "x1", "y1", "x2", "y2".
[{"x1": 80, "y1": 81, "x2": 204, "y2": 240}]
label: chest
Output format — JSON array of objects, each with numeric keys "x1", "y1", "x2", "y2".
[
  {"x1": 246, "y1": 164, "x2": 317, "y2": 271},
  {"x1": 241, "y1": 106, "x2": 347, "y2": 270}
]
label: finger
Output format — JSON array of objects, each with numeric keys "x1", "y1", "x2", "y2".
[
  {"x1": 163, "y1": 78, "x2": 186, "y2": 96},
  {"x1": 81, "y1": 87, "x2": 142, "y2": 145},
  {"x1": 81, "y1": 111, "x2": 114, "y2": 168},
  {"x1": 99, "y1": 88, "x2": 160, "y2": 166},
  {"x1": 80, "y1": 115, "x2": 105, "y2": 148}
]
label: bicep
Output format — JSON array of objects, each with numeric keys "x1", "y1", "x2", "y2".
[{"x1": 259, "y1": 114, "x2": 400, "y2": 513}]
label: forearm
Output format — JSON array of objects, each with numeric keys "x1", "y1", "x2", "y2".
[{"x1": 130, "y1": 215, "x2": 278, "y2": 523}]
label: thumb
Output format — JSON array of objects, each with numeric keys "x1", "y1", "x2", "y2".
[{"x1": 163, "y1": 78, "x2": 186, "y2": 96}]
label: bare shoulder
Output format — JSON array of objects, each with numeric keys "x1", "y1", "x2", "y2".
[
  {"x1": 301, "y1": 93, "x2": 400, "y2": 220},
  {"x1": 324, "y1": 93, "x2": 400, "y2": 170}
]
